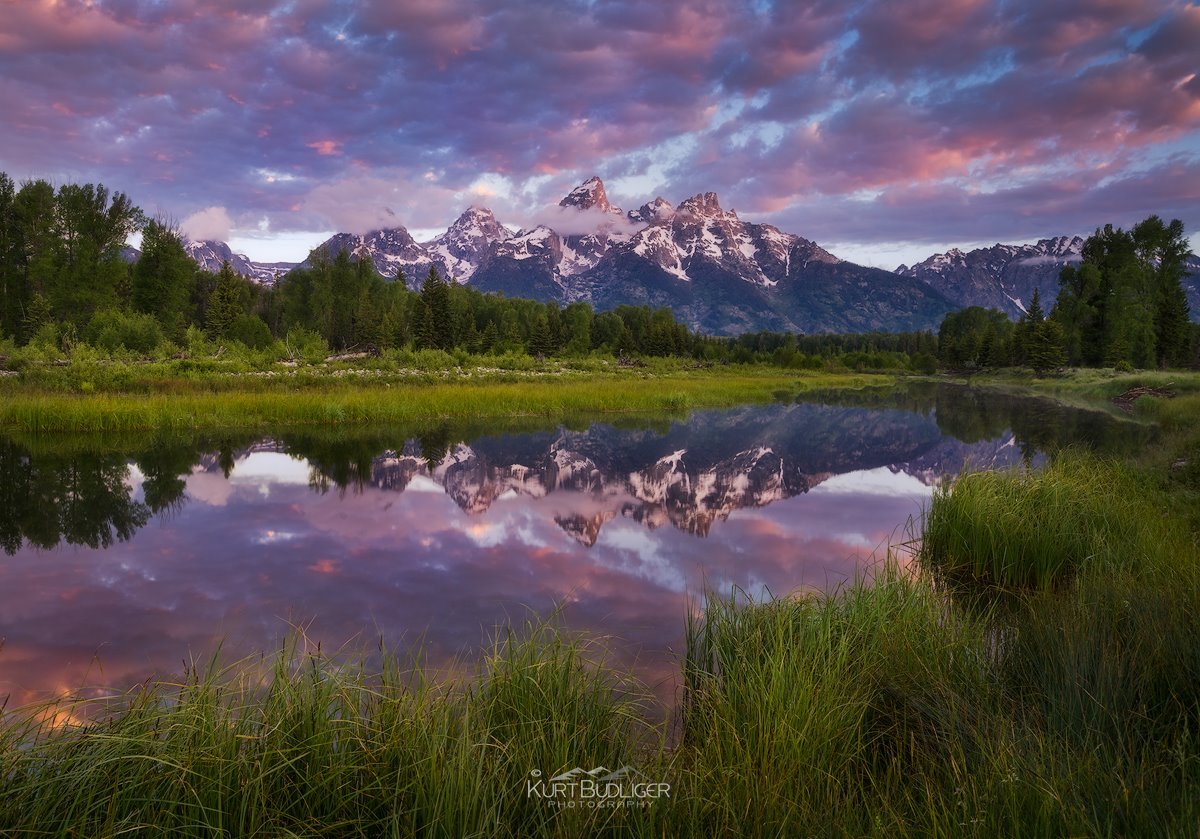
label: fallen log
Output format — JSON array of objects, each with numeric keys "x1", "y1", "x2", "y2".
[{"x1": 1111, "y1": 383, "x2": 1176, "y2": 411}]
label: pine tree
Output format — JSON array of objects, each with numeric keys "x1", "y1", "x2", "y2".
[
  {"x1": 1027, "y1": 318, "x2": 1067, "y2": 376},
  {"x1": 528, "y1": 313, "x2": 553, "y2": 357},
  {"x1": 414, "y1": 301, "x2": 434, "y2": 350},
  {"x1": 21, "y1": 293, "x2": 53, "y2": 343},
  {"x1": 1133, "y1": 216, "x2": 1192, "y2": 367},
  {"x1": 1015, "y1": 288, "x2": 1045, "y2": 366},
  {"x1": 419, "y1": 267, "x2": 452, "y2": 350},
  {"x1": 462, "y1": 313, "x2": 480, "y2": 354},
  {"x1": 480, "y1": 320, "x2": 499, "y2": 354},
  {"x1": 206, "y1": 263, "x2": 244, "y2": 339}
]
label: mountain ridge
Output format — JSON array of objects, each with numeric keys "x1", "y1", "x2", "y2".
[{"x1": 158, "y1": 177, "x2": 1200, "y2": 333}]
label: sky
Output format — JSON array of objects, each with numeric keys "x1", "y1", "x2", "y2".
[{"x1": 1, "y1": 0, "x2": 1198, "y2": 268}]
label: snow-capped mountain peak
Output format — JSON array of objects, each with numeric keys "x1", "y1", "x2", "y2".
[
  {"x1": 560, "y1": 176, "x2": 613, "y2": 213},
  {"x1": 628, "y1": 197, "x2": 674, "y2": 224},
  {"x1": 182, "y1": 239, "x2": 291, "y2": 284},
  {"x1": 897, "y1": 235, "x2": 1090, "y2": 318},
  {"x1": 676, "y1": 192, "x2": 730, "y2": 220},
  {"x1": 423, "y1": 206, "x2": 512, "y2": 282}
]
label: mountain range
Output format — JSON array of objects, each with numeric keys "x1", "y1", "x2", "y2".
[{"x1": 153, "y1": 177, "x2": 1200, "y2": 335}]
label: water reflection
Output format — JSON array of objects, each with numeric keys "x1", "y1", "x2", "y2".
[{"x1": 0, "y1": 384, "x2": 1153, "y2": 709}]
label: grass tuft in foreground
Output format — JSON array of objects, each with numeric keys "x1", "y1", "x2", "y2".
[{"x1": 0, "y1": 622, "x2": 653, "y2": 838}]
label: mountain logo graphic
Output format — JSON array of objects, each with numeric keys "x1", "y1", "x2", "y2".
[{"x1": 548, "y1": 765, "x2": 645, "y2": 783}]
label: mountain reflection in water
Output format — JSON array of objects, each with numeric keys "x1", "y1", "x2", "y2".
[{"x1": 0, "y1": 385, "x2": 1152, "y2": 708}]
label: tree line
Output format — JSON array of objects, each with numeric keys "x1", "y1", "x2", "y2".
[
  {"x1": 5, "y1": 171, "x2": 1191, "y2": 373},
  {"x1": 938, "y1": 215, "x2": 1196, "y2": 373}
]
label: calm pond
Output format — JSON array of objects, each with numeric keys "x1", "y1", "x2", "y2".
[{"x1": 0, "y1": 384, "x2": 1152, "y2": 708}]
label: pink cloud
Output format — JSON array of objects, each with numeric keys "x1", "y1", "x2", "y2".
[{"x1": 307, "y1": 139, "x2": 343, "y2": 156}]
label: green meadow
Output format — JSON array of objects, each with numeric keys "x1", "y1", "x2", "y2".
[{"x1": 0, "y1": 352, "x2": 890, "y2": 433}]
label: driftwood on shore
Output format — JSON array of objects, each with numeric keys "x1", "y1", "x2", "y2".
[{"x1": 1111, "y1": 384, "x2": 1176, "y2": 411}]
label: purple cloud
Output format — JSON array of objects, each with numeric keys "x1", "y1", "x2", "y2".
[{"x1": 0, "y1": 0, "x2": 1194, "y2": 258}]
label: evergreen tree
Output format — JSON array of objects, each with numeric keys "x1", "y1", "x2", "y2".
[
  {"x1": 414, "y1": 301, "x2": 435, "y2": 350},
  {"x1": 480, "y1": 320, "x2": 499, "y2": 354},
  {"x1": 0, "y1": 173, "x2": 21, "y2": 340},
  {"x1": 420, "y1": 267, "x2": 452, "y2": 350},
  {"x1": 21, "y1": 293, "x2": 53, "y2": 343},
  {"x1": 461, "y1": 312, "x2": 480, "y2": 353},
  {"x1": 352, "y1": 285, "x2": 381, "y2": 349},
  {"x1": 1029, "y1": 318, "x2": 1067, "y2": 375},
  {"x1": 206, "y1": 263, "x2": 244, "y2": 339},
  {"x1": 528, "y1": 313, "x2": 553, "y2": 357},
  {"x1": 937, "y1": 307, "x2": 1012, "y2": 369},
  {"x1": 1015, "y1": 288, "x2": 1045, "y2": 365},
  {"x1": 1133, "y1": 215, "x2": 1192, "y2": 367}
]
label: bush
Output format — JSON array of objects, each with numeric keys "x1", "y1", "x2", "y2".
[
  {"x1": 911, "y1": 352, "x2": 938, "y2": 375},
  {"x1": 16, "y1": 322, "x2": 68, "y2": 362},
  {"x1": 228, "y1": 315, "x2": 274, "y2": 350},
  {"x1": 86, "y1": 309, "x2": 164, "y2": 355},
  {"x1": 284, "y1": 327, "x2": 329, "y2": 364},
  {"x1": 183, "y1": 325, "x2": 213, "y2": 357},
  {"x1": 1115, "y1": 359, "x2": 1134, "y2": 373}
]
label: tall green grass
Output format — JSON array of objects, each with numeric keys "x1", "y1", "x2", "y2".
[
  {"x1": 678, "y1": 568, "x2": 996, "y2": 835},
  {"x1": 0, "y1": 622, "x2": 653, "y2": 837},
  {"x1": 920, "y1": 451, "x2": 1190, "y2": 590}
]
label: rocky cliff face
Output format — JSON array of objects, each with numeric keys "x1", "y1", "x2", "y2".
[{"x1": 896, "y1": 237, "x2": 1086, "y2": 318}]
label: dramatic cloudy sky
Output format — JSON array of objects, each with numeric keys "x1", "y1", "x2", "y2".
[{"x1": 1, "y1": 0, "x2": 1198, "y2": 265}]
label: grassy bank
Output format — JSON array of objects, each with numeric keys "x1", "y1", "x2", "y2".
[
  {"x1": 0, "y1": 366, "x2": 884, "y2": 434},
  {"x1": 964, "y1": 367, "x2": 1200, "y2": 531}
]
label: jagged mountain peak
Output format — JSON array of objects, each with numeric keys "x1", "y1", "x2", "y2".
[
  {"x1": 453, "y1": 205, "x2": 500, "y2": 224},
  {"x1": 676, "y1": 192, "x2": 731, "y2": 219},
  {"x1": 423, "y1": 206, "x2": 513, "y2": 283},
  {"x1": 305, "y1": 226, "x2": 434, "y2": 285},
  {"x1": 560, "y1": 176, "x2": 612, "y2": 212},
  {"x1": 438, "y1": 205, "x2": 510, "y2": 247},
  {"x1": 628, "y1": 197, "x2": 674, "y2": 224},
  {"x1": 182, "y1": 239, "x2": 291, "y2": 284},
  {"x1": 897, "y1": 235, "x2": 1092, "y2": 319},
  {"x1": 260, "y1": 176, "x2": 959, "y2": 332},
  {"x1": 1036, "y1": 234, "x2": 1085, "y2": 255}
]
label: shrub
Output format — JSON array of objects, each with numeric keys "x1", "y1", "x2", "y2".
[
  {"x1": 228, "y1": 315, "x2": 274, "y2": 350},
  {"x1": 85, "y1": 309, "x2": 164, "y2": 355},
  {"x1": 284, "y1": 327, "x2": 329, "y2": 364},
  {"x1": 912, "y1": 352, "x2": 939, "y2": 375}
]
